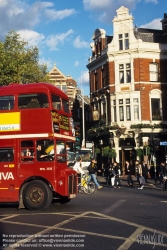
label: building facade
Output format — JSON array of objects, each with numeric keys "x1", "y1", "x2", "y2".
[
  {"x1": 49, "y1": 63, "x2": 91, "y2": 150},
  {"x1": 87, "y1": 6, "x2": 167, "y2": 173}
]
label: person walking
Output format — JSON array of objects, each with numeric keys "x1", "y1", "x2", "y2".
[
  {"x1": 108, "y1": 164, "x2": 116, "y2": 188},
  {"x1": 88, "y1": 157, "x2": 103, "y2": 190},
  {"x1": 135, "y1": 160, "x2": 144, "y2": 189},
  {"x1": 126, "y1": 160, "x2": 134, "y2": 186},
  {"x1": 142, "y1": 160, "x2": 148, "y2": 183},
  {"x1": 158, "y1": 161, "x2": 166, "y2": 187},
  {"x1": 113, "y1": 162, "x2": 121, "y2": 188}
]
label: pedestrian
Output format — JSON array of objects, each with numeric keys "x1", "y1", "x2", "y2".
[
  {"x1": 162, "y1": 163, "x2": 167, "y2": 191},
  {"x1": 113, "y1": 162, "x2": 121, "y2": 188},
  {"x1": 135, "y1": 160, "x2": 145, "y2": 189},
  {"x1": 88, "y1": 157, "x2": 103, "y2": 190},
  {"x1": 108, "y1": 164, "x2": 116, "y2": 188},
  {"x1": 158, "y1": 161, "x2": 166, "y2": 187},
  {"x1": 126, "y1": 160, "x2": 134, "y2": 186},
  {"x1": 103, "y1": 160, "x2": 111, "y2": 185},
  {"x1": 142, "y1": 160, "x2": 148, "y2": 183}
]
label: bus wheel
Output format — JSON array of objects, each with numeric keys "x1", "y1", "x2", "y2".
[{"x1": 23, "y1": 180, "x2": 53, "y2": 210}]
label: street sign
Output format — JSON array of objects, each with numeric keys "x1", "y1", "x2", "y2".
[{"x1": 160, "y1": 141, "x2": 167, "y2": 146}]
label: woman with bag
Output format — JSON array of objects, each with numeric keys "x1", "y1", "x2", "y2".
[{"x1": 135, "y1": 160, "x2": 145, "y2": 189}]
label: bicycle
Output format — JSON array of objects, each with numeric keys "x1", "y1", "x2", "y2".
[{"x1": 78, "y1": 175, "x2": 96, "y2": 195}]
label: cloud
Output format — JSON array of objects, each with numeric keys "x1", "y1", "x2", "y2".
[
  {"x1": 80, "y1": 71, "x2": 89, "y2": 87},
  {"x1": 39, "y1": 57, "x2": 53, "y2": 69},
  {"x1": 74, "y1": 61, "x2": 79, "y2": 66},
  {"x1": 44, "y1": 8, "x2": 76, "y2": 21},
  {"x1": 83, "y1": 0, "x2": 141, "y2": 23},
  {"x1": 45, "y1": 29, "x2": 74, "y2": 51},
  {"x1": 18, "y1": 30, "x2": 45, "y2": 46},
  {"x1": 140, "y1": 18, "x2": 162, "y2": 29},
  {"x1": 83, "y1": 0, "x2": 111, "y2": 10},
  {"x1": 73, "y1": 36, "x2": 89, "y2": 48},
  {"x1": 145, "y1": 0, "x2": 158, "y2": 4},
  {"x1": 0, "y1": 0, "x2": 76, "y2": 40}
]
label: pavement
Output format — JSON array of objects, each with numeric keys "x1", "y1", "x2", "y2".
[{"x1": 96, "y1": 174, "x2": 164, "y2": 190}]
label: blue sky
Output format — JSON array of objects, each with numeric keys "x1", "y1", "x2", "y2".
[{"x1": 0, "y1": 0, "x2": 166, "y2": 95}]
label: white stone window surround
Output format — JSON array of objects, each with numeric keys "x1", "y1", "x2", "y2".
[
  {"x1": 149, "y1": 89, "x2": 162, "y2": 121},
  {"x1": 100, "y1": 94, "x2": 108, "y2": 124},
  {"x1": 93, "y1": 97, "x2": 99, "y2": 111},
  {"x1": 119, "y1": 62, "x2": 131, "y2": 84},
  {"x1": 115, "y1": 58, "x2": 134, "y2": 89},
  {"x1": 149, "y1": 63, "x2": 159, "y2": 82},
  {"x1": 111, "y1": 93, "x2": 141, "y2": 123},
  {"x1": 118, "y1": 32, "x2": 129, "y2": 50}
]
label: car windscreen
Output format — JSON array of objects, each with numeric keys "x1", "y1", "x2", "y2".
[
  {"x1": 76, "y1": 151, "x2": 92, "y2": 162},
  {"x1": 67, "y1": 152, "x2": 75, "y2": 161}
]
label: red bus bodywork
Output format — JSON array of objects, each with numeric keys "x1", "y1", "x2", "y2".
[{"x1": 0, "y1": 82, "x2": 77, "y2": 210}]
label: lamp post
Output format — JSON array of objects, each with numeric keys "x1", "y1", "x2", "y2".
[
  {"x1": 152, "y1": 126, "x2": 156, "y2": 183},
  {"x1": 81, "y1": 88, "x2": 85, "y2": 148}
]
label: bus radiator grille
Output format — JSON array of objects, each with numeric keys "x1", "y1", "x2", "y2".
[{"x1": 68, "y1": 175, "x2": 77, "y2": 194}]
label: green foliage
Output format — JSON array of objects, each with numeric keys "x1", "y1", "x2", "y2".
[
  {"x1": 102, "y1": 146, "x2": 116, "y2": 158},
  {"x1": 94, "y1": 147, "x2": 100, "y2": 154},
  {"x1": 0, "y1": 30, "x2": 49, "y2": 85},
  {"x1": 136, "y1": 148, "x2": 143, "y2": 157}
]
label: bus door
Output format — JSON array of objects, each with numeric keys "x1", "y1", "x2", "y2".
[
  {"x1": 0, "y1": 142, "x2": 16, "y2": 202},
  {"x1": 17, "y1": 140, "x2": 35, "y2": 178}
]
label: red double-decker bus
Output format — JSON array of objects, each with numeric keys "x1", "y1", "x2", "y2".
[{"x1": 0, "y1": 82, "x2": 77, "y2": 210}]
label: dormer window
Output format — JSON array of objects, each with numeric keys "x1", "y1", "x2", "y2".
[{"x1": 119, "y1": 33, "x2": 129, "y2": 50}]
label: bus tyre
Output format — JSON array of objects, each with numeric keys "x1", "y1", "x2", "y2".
[{"x1": 23, "y1": 180, "x2": 53, "y2": 210}]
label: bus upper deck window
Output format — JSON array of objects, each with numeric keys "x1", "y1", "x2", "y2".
[
  {"x1": 62, "y1": 99, "x2": 69, "y2": 113},
  {"x1": 18, "y1": 93, "x2": 49, "y2": 109},
  {"x1": 51, "y1": 94, "x2": 61, "y2": 110},
  {"x1": 0, "y1": 96, "x2": 14, "y2": 110}
]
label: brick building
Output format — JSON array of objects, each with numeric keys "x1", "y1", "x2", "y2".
[{"x1": 87, "y1": 6, "x2": 167, "y2": 173}]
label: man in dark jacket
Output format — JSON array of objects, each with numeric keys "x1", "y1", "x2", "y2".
[
  {"x1": 158, "y1": 161, "x2": 166, "y2": 186},
  {"x1": 126, "y1": 160, "x2": 134, "y2": 186},
  {"x1": 88, "y1": 157, "x2": 103, "y2": 190},
  {"x1": 113, "y1": 162, "x2": 121, "y2": 188},
  {"x1": 142, "y1": 160, "x2": 148, "y2": 183}
]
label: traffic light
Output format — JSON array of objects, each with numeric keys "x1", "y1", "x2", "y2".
[{"x1": 75, "y1": 126, "x2": 81, "y2": 150}]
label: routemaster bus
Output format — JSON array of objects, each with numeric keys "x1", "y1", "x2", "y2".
[{"x1": 0, "y1": 82, "x2": 77, "y2": 210}]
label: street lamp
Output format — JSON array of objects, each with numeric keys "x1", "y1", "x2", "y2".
[{"x1": 152, "y1": 126, "x2": 157, "y2": 183}]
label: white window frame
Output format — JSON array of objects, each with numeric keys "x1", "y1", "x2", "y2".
[
  {"x1": 149, "y1": 89, "x2": 162, "y2": 121},
  {"x1": 119, "y1": 63, "x2": 131, "y2": 84},
  {"x1": 149, "y1": 63, "x2": 158, "y2": 82},
  {"x1": 118, "y1": 33, "x2": 129, "y2": 50}
]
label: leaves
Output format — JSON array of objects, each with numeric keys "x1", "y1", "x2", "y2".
[
  {"x1": 136, "y1": 148, "x2": 143, "y2": 156},
  {"x1": 102, "y1": 146, "x2": 116, "y2": 158},
  {"x1": 0, "y1": 31, "x2": 49, "y2": 85}
]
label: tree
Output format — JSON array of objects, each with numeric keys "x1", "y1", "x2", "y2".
[
  {"x1": 0, "y1": 31, "x2": 49, "y2": 85},
  {"x1": 102, "y1": 146, "x2": 116, "y2": 158}
]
